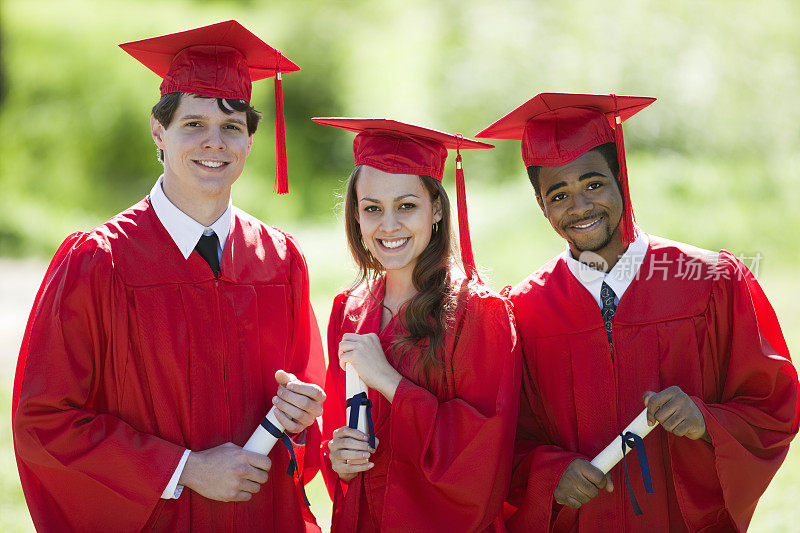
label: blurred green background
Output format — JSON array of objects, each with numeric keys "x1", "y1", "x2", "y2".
[{"x1": 1, "y1": 0, "x2": 798, "y2": 531}]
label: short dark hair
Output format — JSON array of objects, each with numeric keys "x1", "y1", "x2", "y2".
[
  {"x1": 151, "y1": 92, "x2": 262, "y2": 162},
  {"x1": 526, "y1": 142, "x2": 619, "y2": 197}
]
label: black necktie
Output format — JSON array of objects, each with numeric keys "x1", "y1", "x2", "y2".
[
  {"x1": 194, "y1": 232, "x2": 221, "y2": 275},
  {"x1": 600, "y1": 281, "x2": 617, "y2": 344}
]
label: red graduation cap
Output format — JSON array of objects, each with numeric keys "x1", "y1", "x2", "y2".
[
  {"x1": 476, "y1": 93, "x2": 656, "y2": 243},
  {"x1": 119, "y1": 20, "x2": 300, "y2": 194},
  {"x1": 312, "y1": 117, "x2": 494, "y2": 280}
]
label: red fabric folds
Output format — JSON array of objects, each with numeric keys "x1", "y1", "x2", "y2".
[
  {"x1": 505, "y1": 236, "x2": 798, "y2": 532},
  {"x1": 321, "y1": 274, "x2": 522, "y2": 532},
  {"x1": 12, "y1": 199, "x2": 325, "y2": 532},
  {"x1": 353, "y1": 131, "x2": 448, "y2": 181},
  {"x1": 158, "y1": 45, "x2": 252, "y2": 101}
]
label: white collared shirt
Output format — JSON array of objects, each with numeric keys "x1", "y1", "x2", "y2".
[
  {"x1": 563, "y1": 230, "x2": 650, "y2": 308},
  {"x1": 149, "y1": 175, "x2": 231, "y2": 262},
  {"x1": 148, "y1": 175, "x2": 232, "y2": 499}
]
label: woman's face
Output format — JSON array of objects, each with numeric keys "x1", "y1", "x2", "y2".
[{"x1": 355, "y1": 165, "x2": 442, "y2": 278}]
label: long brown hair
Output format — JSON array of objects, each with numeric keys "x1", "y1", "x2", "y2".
[{"x1": 343, "y1": 165, "x2": 457, "y2": 385}]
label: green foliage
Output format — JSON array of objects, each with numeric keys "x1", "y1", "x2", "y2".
[{"x1": 2, "y1": 0, "x2": 800, "y2": 259}]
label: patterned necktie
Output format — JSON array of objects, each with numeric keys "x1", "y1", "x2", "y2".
[
  {"x1": 600, "y1": 281, "x2": 617, "y2": 344},
  {"x1": 194, "y1": 232, "x2": 221, "y2": 275}
]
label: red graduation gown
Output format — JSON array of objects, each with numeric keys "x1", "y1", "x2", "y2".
[
  {"x1": 320, "y1": 274, "x2": 522, "y2": 533},
  {"x1": 505, "y1": 235, "x2": 798, "y2": 532},
  {"x1": 12, "y1": 199, "x2": 325, "y2": 532}
]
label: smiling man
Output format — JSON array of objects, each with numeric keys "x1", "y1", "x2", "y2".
[
  {"x1": 12, "y1": 21, "x2": 325, "y2": 532},
  {"x1": 477, "y1": 93, "x2": 798, "y2": 532}
]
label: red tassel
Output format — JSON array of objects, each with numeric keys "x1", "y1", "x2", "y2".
[
  {"x1": 612, "y1": 95, "x2": 636, "y2": 243},
  {"x1": 273, "y1": 61, "x2": 289, "y2": 194},
  {"x1": 454, "y1": 149, "x2": 479, "y2": 281}
]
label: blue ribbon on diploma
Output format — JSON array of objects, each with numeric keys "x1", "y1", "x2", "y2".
[
  {"x1": 346, "y1": 392, "x2": 376, "y2": 449},
  {"x1": 620, "y1": 431, "x2": 653, "y2": 516},
  {"x1": 261, "y1": 418, "x2": 310, "y2": 506}
]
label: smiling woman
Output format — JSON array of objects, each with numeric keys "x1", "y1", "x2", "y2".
[
  {"x1": 313, "y1": 117, "x2": 522, "y2": 532},
  {"x1": 344, "y1": 165, "x2": 449, "y2": 371}
]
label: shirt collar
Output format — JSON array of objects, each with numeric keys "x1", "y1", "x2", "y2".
[
  {"x1": 148, "y1": 175, "x2": 232, "y2": 259},
  {"x1": 563, "y1": 229, "x2": 650, "y2": 308}
]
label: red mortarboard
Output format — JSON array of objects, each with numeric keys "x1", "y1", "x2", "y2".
[
  {"x1": 476, "y1": 93, "x2": 656, "y2": 243},
  {"x1": 119, "y1": 20, "x2": 300, "y2": 194},
  {"x1": 312, "y1": 117, "x2": 494, "y2": 280}
]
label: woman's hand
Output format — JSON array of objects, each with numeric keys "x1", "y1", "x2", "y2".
[
  {"x1": 338, "y1": 333, "x2": 402, "y2": 401},
  {"x1": 328, "y1": 426, "x2": 378, "y2": 482}
]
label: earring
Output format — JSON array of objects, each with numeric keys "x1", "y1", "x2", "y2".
[{"x1": 433, "y1": 222, "x2": 439, "y2": 233}]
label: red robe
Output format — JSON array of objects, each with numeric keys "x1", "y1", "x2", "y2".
[
  {"x1": 12, "y1": 198, "x2": 325, "y2": 532},
  {"x1": 320, "y1": 275, "x2": 522, "y2": 533},
  {"x1": 505, "y1": 235, "x2": 798, "y2": 532}
]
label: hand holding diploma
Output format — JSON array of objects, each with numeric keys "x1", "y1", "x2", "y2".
[
  {"x1": 179, "y1": 442, "x2": 271, "y2": 502},
  {"x1": 643, "y1": 386, "x2": 709, "y2": 442},
  {"x1": 590, "y1": 409, "x2": 657, "y2": 474},
  {"x1": 558, "y1": 405, "x2": 659, "y2": 509},
  {"x1": 180, "y1": 371, "x2": 324, "y2": 502},
  {"x1": 554, "y1": 459, "x2": 614, "y2": 509},
  {"x1": 338, "y1": 333, "x2": 402, "y2": 402},
  {"x1": 575, "y1": 386, "x2": 705, "y2": 515},
  {"x1": 271, "y1": 369, "x2": 326, "y2": 435},
  {"x1": 244, "y1": 370, "x2": 325, "y2": 456},
  {"x1": 328, "y1": 426, "x2": 378, "y2": 482}
]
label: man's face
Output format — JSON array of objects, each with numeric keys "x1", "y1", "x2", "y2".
[
  {"x1": 536, "y1": 149, "x2": 623, "y2": 254},
  {"x1": 150, "y1": 95, "x2": 253, "y2": 202}
]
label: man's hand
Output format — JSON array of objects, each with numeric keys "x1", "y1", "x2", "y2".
[
  {"x1": 643, "y1": 386, "x2": 709, "y2": 442},
  {"x1": 271, "y1": 370, "x2": 325, "y2": 434},
  {"x1": 328, "y1": 426, "x2": 378, "y2": 482},
  {"x1": 554, "y1": 459, "x2": 613, "y2": 509},
  {"x1": 179, "y1": 442, "x2": 271, "y2": 502}
]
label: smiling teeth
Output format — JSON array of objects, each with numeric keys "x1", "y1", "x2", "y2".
[
  {"x1": 198, "y1": 160, "x2": 225, "y2": 168},
  {"x1": 380, "y1": 238, "x2": 409, "y2": 249},
  {"x1": 573, "y1": 219, "x2": 598, "y2": 229}
]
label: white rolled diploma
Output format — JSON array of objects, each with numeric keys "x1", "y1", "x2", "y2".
[
  {"x1": 345, "y1": 363, "x2": 368, "y2": 434},
  {"x1": 590, "y1": 408, "x2": 658, "y2": 474},
  {"x1": 243, "y1": 406, "x2": 284, "y2": 455}
]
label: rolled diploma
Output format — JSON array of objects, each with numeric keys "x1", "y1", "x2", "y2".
[
  {"x1": 590, "y1": 408, "x2": 658, "y2": 474},
  {"x1": 345, "y1": 363, "x2": 368, "y2": 434},
  {"x1": 243, "y1": 406, "x2": 283, "y2": 456}
]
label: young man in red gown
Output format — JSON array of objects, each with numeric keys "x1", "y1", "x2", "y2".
[
  {"x1": 12, "y1": 21, "x2": 325, "y2": 532},
  {"x1": 477, "y1": 93, "x2": 798, "y2": 532}
]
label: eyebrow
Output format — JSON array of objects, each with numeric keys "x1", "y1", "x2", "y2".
[
  {"x1": 179, "y1": 114, "x2": 247, "y2": 126},
  {"x1": 359, "y1": 193, "x2": 420, "y2": 203},
  {"x1": 544, "y1": 172, "x2": 607, "y2": 197}
]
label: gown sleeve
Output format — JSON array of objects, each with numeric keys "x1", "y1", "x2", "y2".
[
  {"x1": 282, "y1": 231, "x2": 327, "y2": 484},
  {"x1": 383, "y1": 291, "x2": 523, "y2": 532},
  {"x1": 12, "y1": 233, "x2": 186, "y2": 531},
  {"x1": 669, "y1": 251, "x2": 798, "y2": 531}
]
